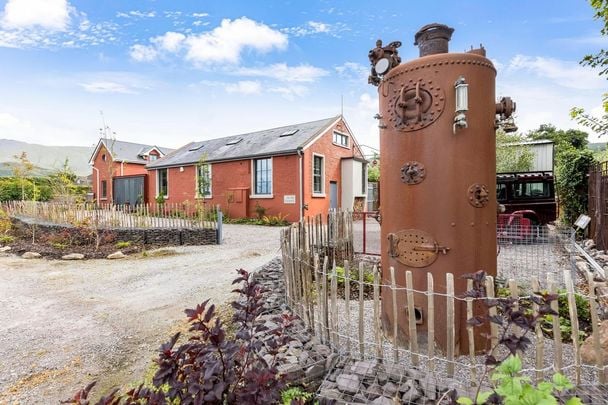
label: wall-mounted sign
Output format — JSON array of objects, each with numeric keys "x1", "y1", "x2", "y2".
[{"x1": 284, "y1": 195, "x2": 296, "y2": 204}]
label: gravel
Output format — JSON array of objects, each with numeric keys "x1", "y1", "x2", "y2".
[{"x1": 0, "y1": 223, "x2": 284, "y2": 404}]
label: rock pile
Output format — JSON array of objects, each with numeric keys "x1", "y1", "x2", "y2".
[
  {"x1": 252, "y1": 258, "x2": 335, "y2": 390},
  {"x1": 252, "y1": 258, "x2": 468, "y2": 404},
  {"x1": 318, "y1": 359, "x2": 461, "y2": 404}
]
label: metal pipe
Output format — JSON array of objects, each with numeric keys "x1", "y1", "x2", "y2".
[
  {"x1": 91, "y1": 166, "x2": 100, "y2": 204},
  {"x1": 573, "y1": 239, "x2": 606, "y2": 279},
  {"x1": 297, "y1": 147, "x2": 304, "y2": 222},
  {"x1": 363, "y1": 211, "x2": 367, "y2": 254}
]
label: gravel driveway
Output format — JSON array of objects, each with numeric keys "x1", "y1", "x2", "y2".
[{"x1": 0, "y1": 224, "x2": 283, "y2": 404}]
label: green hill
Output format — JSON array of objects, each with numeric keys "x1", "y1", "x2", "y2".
[{"x1": 0, "y1": 139, "x2": 93, "y2": 176}]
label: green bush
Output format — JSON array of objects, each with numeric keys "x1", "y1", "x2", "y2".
[
  {"x1": 0, "y1": 235, "x2": 14, "y2": 244},
  {"x1": 281, "y1": 386, "x2": 314, "y2": 405},
  {"x1": 0, "y1": 177, "x2": 52, "y2": 202},
  {"x1": 556, "y1": 148, "x2": 595, "y2": 225},
  {"x1": 115, "y1": 241, "x2": 132, "y2": 249}
]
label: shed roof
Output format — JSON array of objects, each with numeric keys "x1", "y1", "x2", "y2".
[
  {"x1": 89, "y1": 139, "x2": 174, "y2": 165},
  {"x1": 147, "y1": 116, "x2": 343, "y2": 169}
]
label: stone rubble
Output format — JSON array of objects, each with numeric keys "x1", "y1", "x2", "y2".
[
  {"x1": 252, "y1": 258, "x2": 465, "y2": 404},
  {"x1": 21, "y1": 251, "x2": 41, "y2": 259},
  {"x1": 61, "y1": 253, "x2": 85, "y2": 260}
]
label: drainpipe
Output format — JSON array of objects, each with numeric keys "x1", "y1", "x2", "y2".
[
  {"x1": 297, "y1": 147, "x2": 304, "y2": 222},
  {"x1": 91, "y1": 165, "x2": 100, "y2": 204},
  {"x1": 120, "y1": 161, "x2": 124, "y2": 176}
]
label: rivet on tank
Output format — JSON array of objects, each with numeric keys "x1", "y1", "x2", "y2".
[{"x1": 368, "y1": 23, "x2": 517, "y2": 355}]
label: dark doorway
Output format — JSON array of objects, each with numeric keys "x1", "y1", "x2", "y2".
[
  {"x1": 330, "y1": 181, "x2": 338, "y2": 210},
  {"x1": 113, "y1": 175, "x2": 145, "y2": 206}
]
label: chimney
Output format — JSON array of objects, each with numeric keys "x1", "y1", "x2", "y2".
[{"x1": 414, "y1": 23, "x2": 454, "y2": 57}]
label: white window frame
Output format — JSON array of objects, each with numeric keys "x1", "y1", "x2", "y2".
[
  {"x1": 156, "y1": 168, "x2": 169, "y2": 199},
  {"x1": 312, "y1": 153, "x2": 325, "y2": 197},
  {"x1": 196, "y1": 163, "x2": 212, "y2": 199},
  {"x1": 250, "y1": 157, "x2": 273, "y2": 198},
  {"x1": 332, "y1": 130, "x2": 349, "y2": 148}
]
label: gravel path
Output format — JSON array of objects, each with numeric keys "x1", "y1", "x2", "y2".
[{"x1": 0, "y1": 224, "x2": 283, "y2": 404}]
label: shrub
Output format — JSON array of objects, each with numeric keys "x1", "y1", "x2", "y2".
[
  {"x1": 261, "y1": 213, "x2": 289, "y2": 226},
  {"x1": 0, "y1": 235, "x2": 15, "y2": 244},
  {"x1": 115, "y1": 241, "x2": 132, "y2": 249},
  {"x1": 255, "y1": 202, "x2": 267, "y2": 219},
  {"x1": 281, "y1": 386, "x2": 314, "y2": 405},
  {"x1": 65, "y1": 269, "x2": 297, "y2": 404},
  {"x1": 0, "y1": 208, "x2": 11, "y2": 234},
  {"x1": 457, "y1": 271, "x2": 581, "y2": 405}
]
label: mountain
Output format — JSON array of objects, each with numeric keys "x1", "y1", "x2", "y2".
[{"x1": 0, "y1": 139, "x2": 94, "y2": 176}]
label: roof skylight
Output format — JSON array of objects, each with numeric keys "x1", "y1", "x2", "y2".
[
  {"x1": 226, "y1": 138, "x2": 243, "y2": 145},
  {"x1": 280, "y1": 129, "x2": 299, "y2": 137}
]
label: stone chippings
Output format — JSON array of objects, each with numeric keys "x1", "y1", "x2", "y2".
[
  {"x1": 318, "y1": 358, "x2": 462, "y2": 404},
  {"x1": 252, "y1": 258, "x2": 467, "y2": 404},
  {"x1": 251, "y1": 258, "x2": 333, "y2": 390}
]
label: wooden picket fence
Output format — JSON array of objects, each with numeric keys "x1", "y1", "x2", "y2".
[
  {"x1": 280, "y1": 215, "x2": 608, "y2": 386},
  {"x1": 2, "y1": 200, "x2": 219, "y2": 230}
]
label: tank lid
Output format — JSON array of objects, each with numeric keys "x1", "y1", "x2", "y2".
[{"x1": 414, "y1": 23, "x2": 454, "y2": 57}]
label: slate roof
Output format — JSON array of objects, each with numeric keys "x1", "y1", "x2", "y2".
[
  {"x1": 89, "y1": 139, "x2": 174, "y2": 165},
  {"x1": 147, "y1": 116, "x2": 342, "y2": 169}
]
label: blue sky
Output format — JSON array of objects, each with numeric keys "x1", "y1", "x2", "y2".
[{"x1": 0, "y1": 0, "x2": 606, "y2": 152}]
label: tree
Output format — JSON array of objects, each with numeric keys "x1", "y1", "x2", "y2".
[
  {"x1": 367, "y1": 153, "x2": 380, "y2": 182},
  {"x1": 527, "y1": 124, "x2": 589, "y2": 151},
  {"x1": 570, "y1": 0, "x2": 608, "y2": 136},
  {"x1": 11, "y1": 152, "x2": 34, "y2": 200},
  {"x1": 49, "y1": 159, "x2": 83, "y2": 203},
  {"x1": 495, "y1": 130, "x2": 534, "y2": 173}
]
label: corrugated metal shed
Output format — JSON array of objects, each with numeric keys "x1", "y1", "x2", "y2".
[{"x1": 499, "y1": 139, "x2": 554, "y2": 172}]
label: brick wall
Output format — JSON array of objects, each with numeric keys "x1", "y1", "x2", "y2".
[
  {"x1": 92, "y1": 144, "x2": 147, "y2": 203},
  {"x1": 304, "y1": 119, "x2": 364, "y2": 216}
]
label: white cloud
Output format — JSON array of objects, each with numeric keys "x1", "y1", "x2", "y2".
[
  {"x1": 225, "y1": 80, "x2": 262, "y2": 95},
  {"x1": 495, "y1": 55, "x2": 606, "y2": 139},
  {"x1": 0, "y1": 112, "x2": 31, "y2": 130},
  {"x1": 283, "y1": 20, "x2": 348, "y2": 37},
  {"x1": 192, "y1": 13, "x2": 209, "y2": 18},
  {"x1": 77, "y1": 72, "x2": 154, "y2": 95},
  {"x1": 235, "y1": 63, "x2": 328, "y2": 83},
  {"x1": 1, "y1": 0, "x2": 70, "y2": 31},
  {"x1": 507, "y1": 54, "x2": 605, "y2": 90},
  {"x1": 116, "y1": 10, "x2": 156, "y2": 19},
  {"x1": 152, "y1": 31, "x2": 185, "y2": 52},
  {"x1": 79, "y1": 81, "x2": 137, "y2": 94},
  {"x1": 129, "y1": 44, "x2": 158, "y2": 62},
  {"x1": 335, "y1": 62, "x2": 369, "y2": 83},
  {"x1": 185, "y1": 17, "x2": 288, "y2": 65},
  {"x1": 0, "y1": 1, "x2": 120, "y2": 49},
  {"x1": 131, "y1": 17, "x2": 288, "y2": 65},
  {"x1": 268, "y1": 85, "x2": 309, "y2": 100}
]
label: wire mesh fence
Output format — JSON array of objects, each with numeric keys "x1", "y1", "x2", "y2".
[{"x1": 282, "y1": 212, "x2": 608, "y2": 402}]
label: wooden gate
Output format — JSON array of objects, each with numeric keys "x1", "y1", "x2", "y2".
[{"x1": 589, "y1": 162, "x2": 608, "y2": 250}]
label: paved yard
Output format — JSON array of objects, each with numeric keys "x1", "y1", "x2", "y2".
[{"x1": 0, "y1": 224, "x2": 283, "y2": 404}]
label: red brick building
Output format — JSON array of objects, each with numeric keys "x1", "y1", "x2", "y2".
[
  {"x1": 88, "y1": 139, "x2": 172, "y2": 205},
  {"x1": 145, "y1": 116, "x2": 367, "y2": 221}
]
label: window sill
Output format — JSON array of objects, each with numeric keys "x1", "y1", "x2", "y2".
[
  {"x1": 195, "y1": 195, "x2": 213, "y2": 200},
  {"x1": 312, "y1": 193, "x2": 326, "y2": 198},
  {"x1": 332, "y1": 143, "x2": 350, "y2": 149},
  {"x1": 250, "y1": 194, "x2": 273, "y2": 199},
  {"x1": 100, "y1": 197, "x2": 108, "y2": 201}
]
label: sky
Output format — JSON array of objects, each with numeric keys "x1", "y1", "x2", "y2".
[{"x1": 0, "y1": 0, "x2": 606, "y2": 154}]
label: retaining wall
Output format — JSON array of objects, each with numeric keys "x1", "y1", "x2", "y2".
[{"x1": 10, "y1": 216, "x2": 218, "y2": 246}]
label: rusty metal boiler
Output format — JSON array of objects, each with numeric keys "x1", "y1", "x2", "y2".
[{"x1": 368, "y1": 23, "x2": 515, "y2": 355}]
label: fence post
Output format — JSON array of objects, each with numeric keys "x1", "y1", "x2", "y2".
[{"x1": 216, "y1": 205, "x2": 223, "y2": 244}]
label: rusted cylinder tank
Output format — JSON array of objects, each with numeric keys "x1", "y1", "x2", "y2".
[{"x1": 377, "y1": 24, "x2": 497, "y2": 355}]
